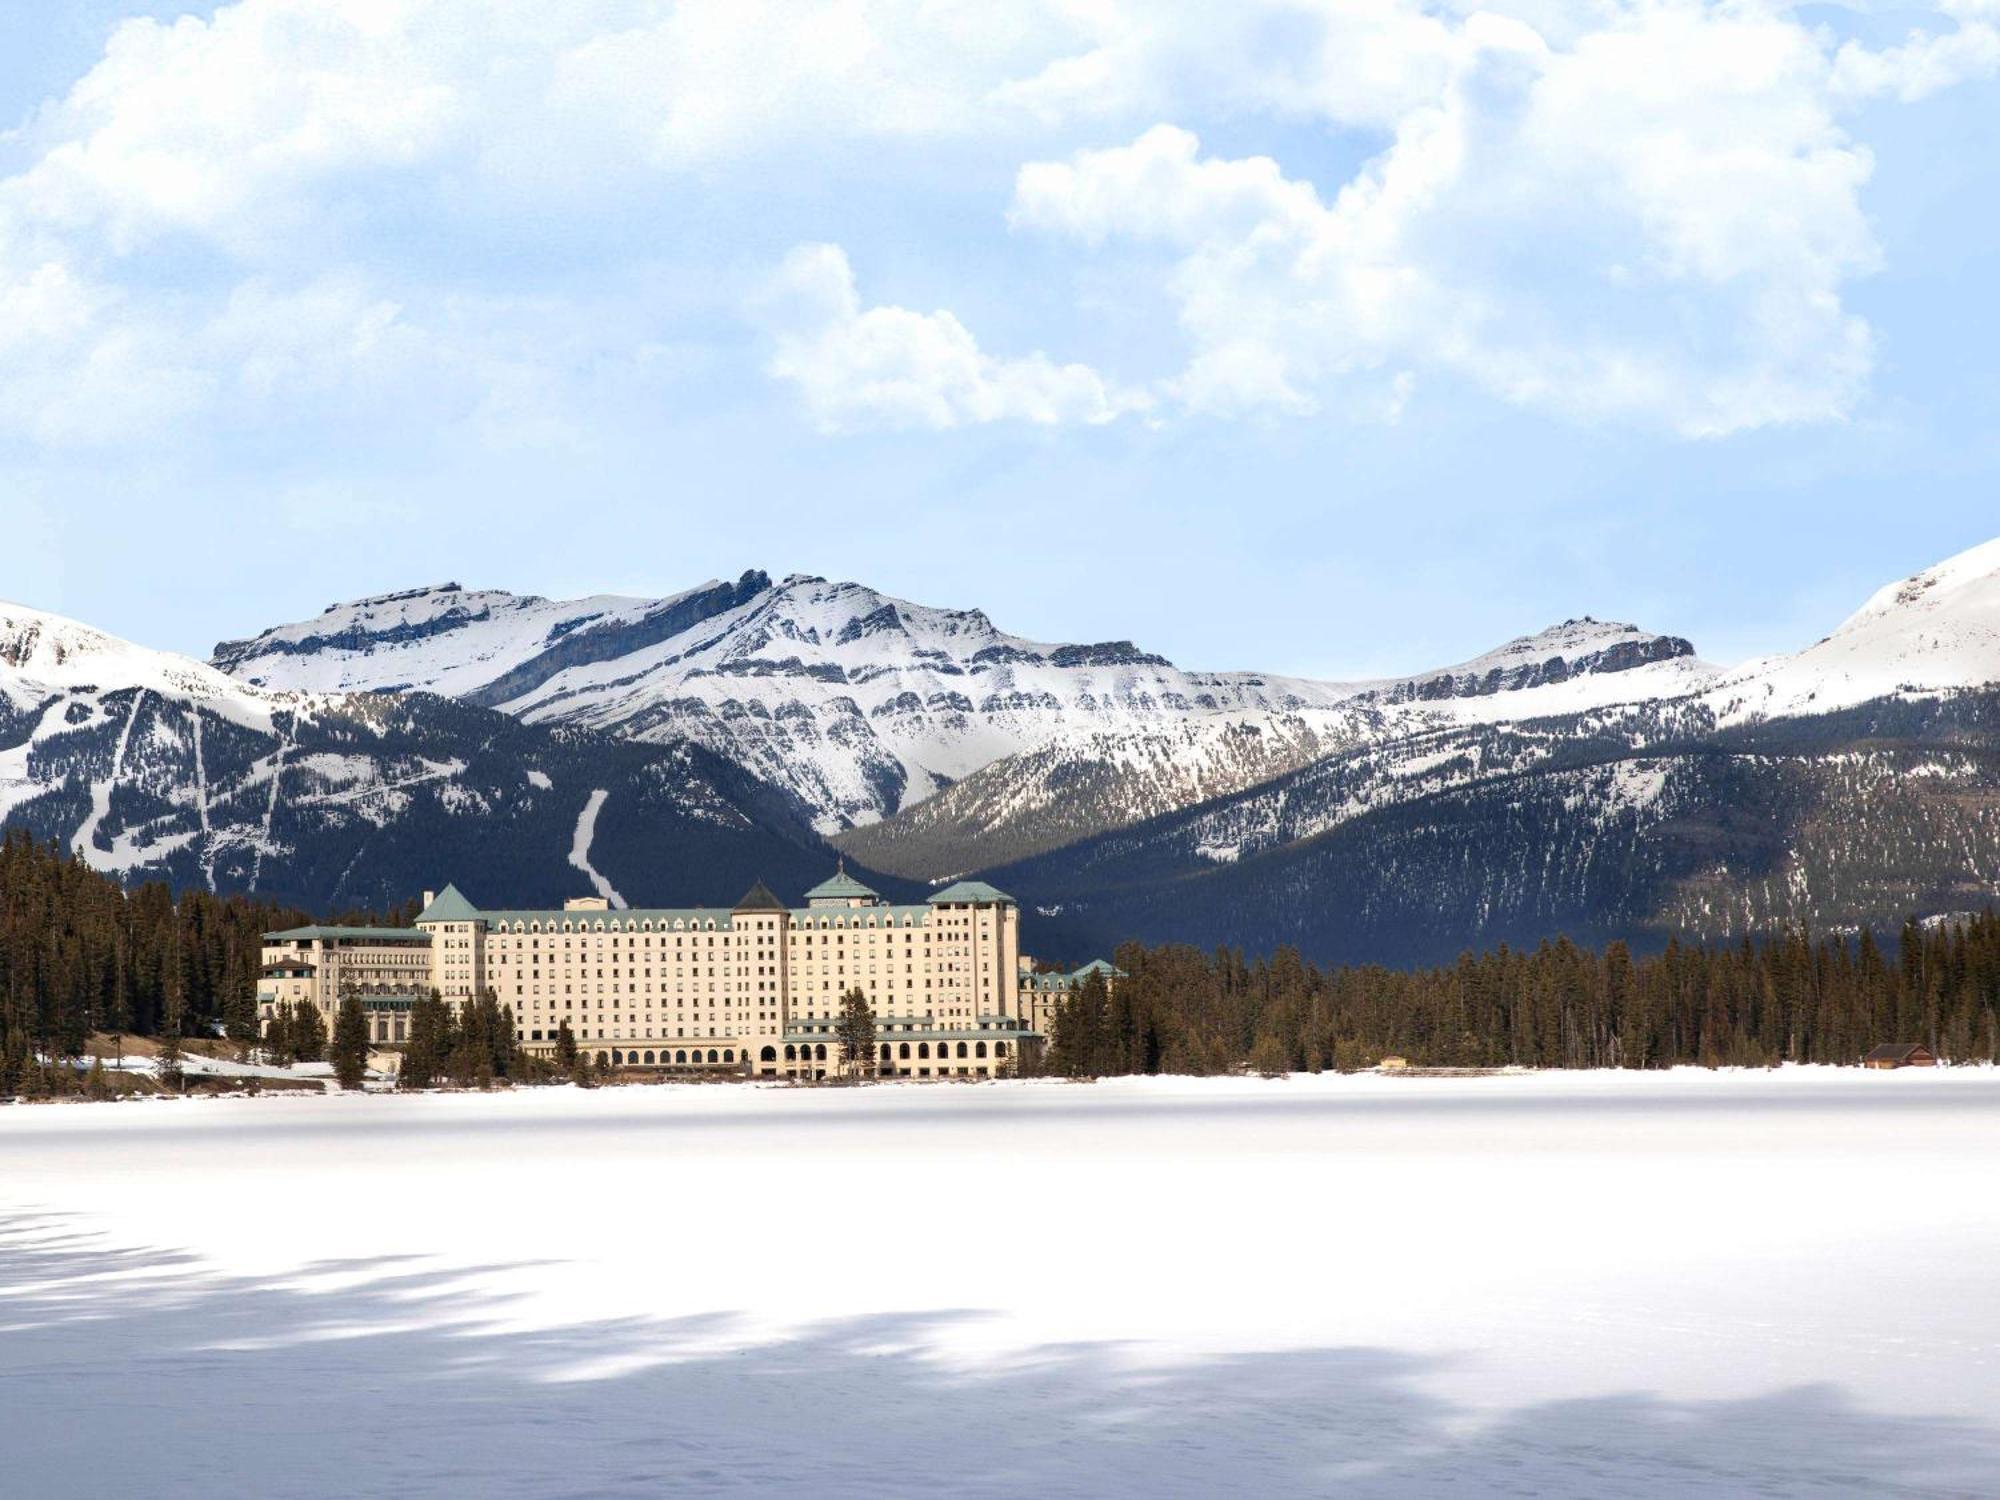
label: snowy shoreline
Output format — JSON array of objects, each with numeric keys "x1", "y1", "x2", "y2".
[{"x1": 6, "y1": 1058, "x2": 1993, "y2": 1117}]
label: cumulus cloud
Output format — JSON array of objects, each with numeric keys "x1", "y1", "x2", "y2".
[
  {"x1": 1009, "y1": 5, "x2": 1906, "y2": 435},
  {"x1": 1832, "y1": 0, "x2": 2000, "y2": 102},
  {"x1": 0, "y1": 0, "x2": 1990, "y2": 445},
  {"x1": 756, "y1": 243, "x2": 1147, "y2": 431}
]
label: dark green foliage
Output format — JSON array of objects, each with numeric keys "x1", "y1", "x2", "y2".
[
  {"x1": 264, "y1": 999, "x2": 326, "y2": 1065},
  {"x1": 400, "y1": 991, "x2": 453, "y2": 1090},
  {"x1": 331, "y1": 993, "x2": 369, "y2": 1089},
  {"x1": 1051, "y1": 917, "x2": 2000, "y2": 1077},
  {"x1": 155, "y1": 1011, "x2": 184, "y2": 1093},
  {"x1": 0, "y1": 828, "x2": 407, "y2": 1097},
  {"x1": 395, "y1": 989, "x2": 520, "y2": 1091},
  {"x1": 554, "y1": 1018, "x2": 578, "y2": 1070},
  {"x1": 448, "y1": 992, "x2": 519, "y2": 1088},
  {"x1": 835, "y1": 987, "x2": 877, "y2": 1078}
]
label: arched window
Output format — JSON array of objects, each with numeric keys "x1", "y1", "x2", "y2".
[
  {"x1": 879, "y1": 1043, "x2": 892, "y2": 1060},
  {"x1": 785, "y1": 1045, "x2": 797, "y2": 1061},
  {"x1": 813, "y1": 1043, "x2": 826, "y2": 1061},
  {"x1": 956, "y1": 1042, "x2": 969, "y2": 1058},
  {"x1": 612, "y1": 1049, "x2": 624, "y2": 1065},
  {"x1": 899, "y1": 1042, "x2": 911, "y2": 1059},
  {"x1": 723, "y1": 1050, "x2": 734, "y2": 1063},
  {"x1": 761, "y1": 1046, "x2": 776, "y2": 1062},
  {"x1": 675, "y1": 1050, "x2": 687, "y2": 1064},
  {"x1": 975, "y1": 1041, "x2": 988, "y2": 1058},
  {"x1": 643, "y1": 1051, "x2": 655, "y2": 1064},
  {"x1": 996, "y1": 1041, "x2": 1009, "y2": 1057},
  {"x1": 707, "y1": 1049, "x2": 719, "y2": 1063},
  {"x1": 918, "y1": 1043, "x2": 930, "y2": 1059}
]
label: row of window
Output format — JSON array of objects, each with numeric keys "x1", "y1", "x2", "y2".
[{"x1": 479, "y1": 909, "x2": 978, "y2": 935}]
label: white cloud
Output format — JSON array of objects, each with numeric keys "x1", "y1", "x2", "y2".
[
  {"x1": 757, "y1": 243, "x2": 1148, "y2": 431},
  {"x1": 1009, "y1": 5, "x2": 1898, "y2": 435},
  {"x1": 0, "y1": 0, "x2": 1990, "y2": 445},
  {"x1": 7, "y1": 1, "x2": 463, "y2": 254},
  {"x1": 1832, "y1": 0, "x2": 2000, "y2": 103}
]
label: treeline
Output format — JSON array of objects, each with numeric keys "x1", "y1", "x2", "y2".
[
  {"x1": 0, "y1": 831, "x2": 417, "y2": 1092},
  {"x1": 1048, "y1": 916, "x2": 2000, "y2": 1077}
]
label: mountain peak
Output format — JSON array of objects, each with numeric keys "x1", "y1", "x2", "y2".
[
  {"x1": 322, "y1": 582, "x2": 476, "y2": 614},
  {"x1": 2, "y1": 599, "x2": 259, "y2": 708},
  {"x1": 1847, "y1": 536, "x2": 2000, "y2": 630},
  {"x1": 1713, "y1": 536, "x2": 2000, "y2": 722},
  {"x1": 1377, "y1": 618, "x2": 1699, "y2": 705}
]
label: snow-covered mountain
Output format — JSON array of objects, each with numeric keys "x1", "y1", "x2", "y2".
[
  {"x1": 2, "y1": 602, "x2": 267, "y2": 717},
  {"x1": 1363, "y1": 617, "x2": 1700, "y2": 703},
  {"x1": 838, "y1": 617, "x2": 1712, "y2": 878},
  {"x1": 2, "y1": 601, "x2": 847, "y2": 909},
  {"x1": 983, "y1": 539, "x2": 2000, "y2": 964},
  {"x1": 217, "y1": 576, "x2": 1713, "y2": 842},
  {"x1": 12, "y1": 534, "x2": 2000, "y2": 954},
  {"x1": 1707, "y1": 537, "x2": 2000, "y2": 723},
  {"x1": 217, "y1": 572, "x2": 1381, "y2": 831}
]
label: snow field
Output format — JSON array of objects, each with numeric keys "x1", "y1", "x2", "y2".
[{"x1": 2, "y1": 1068, "x2": 1997, "y2": 1496}]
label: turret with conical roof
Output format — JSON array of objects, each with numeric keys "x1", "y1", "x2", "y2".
[
  {"x1": 732, "y1": 879, "x2": 787, "y2": 913},
  {"x1": 416, "y1": 884, "x2": 480, "y2": 924},
  {"x1": 804, "y1": 859, "x2": 880, "y2": 909}
]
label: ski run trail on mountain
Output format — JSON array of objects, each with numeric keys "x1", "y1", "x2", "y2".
[
  {"x1": 567, "y1": 787, "x2": 626, "y2": 908},
  {"x1": 69, "y1": 688, "x2": 144, "y2": 869},
  {"x1": 2, "y1": 1069, "x2": 1996, "y2": 1498}
]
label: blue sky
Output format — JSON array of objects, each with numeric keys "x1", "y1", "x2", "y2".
[{"x1": 0, "y1": 1, "x2": 1996, "y2": 678}]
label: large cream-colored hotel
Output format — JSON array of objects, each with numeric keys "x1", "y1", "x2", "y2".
[{"x1": 258, "y1": 867, "x2": 1116, "y2": 1079}]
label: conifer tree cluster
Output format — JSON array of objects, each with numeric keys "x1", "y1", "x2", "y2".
[
  {"x1": 263, "y1": 1000, "x2": 327, "y2": 1065},
  {"x1": 0, "y1": 830, "x2": 412, "y2": 1097},
  {"x1": 397, "y1": 990, "x2": 527, "y2": 1089},
  {"x1": 1049, "y1": 919, "x2": 2000, "y2": 1077},
  {"x1": 331, "y1": 993, "x2": 371, "y2": 1090}
]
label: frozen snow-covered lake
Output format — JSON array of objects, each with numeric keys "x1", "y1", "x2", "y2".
[{"x1": 3, "y1": 1069, "x2": 1997, "y2": 1497}]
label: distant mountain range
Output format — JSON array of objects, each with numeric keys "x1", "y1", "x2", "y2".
[{"x1": 7, "y1": 538, "x2": 2000, "y2": 963}]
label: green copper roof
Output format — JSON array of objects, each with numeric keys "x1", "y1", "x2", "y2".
[
  {"x1": 927, "y1": 880, "x2": 1016, "y2": 905},
  {"x1": 804, "y1": 866, "x2": 879, "y2": 902},
  {"x1": 264, "y1": 926, "x2": 428, "y2": 942},
  {"x1": 416, "y1": 884, "x2": 480, "y2": 923},
  {"x1": 1020, "y1": 958, "x2": 1122, "y2": 992}
]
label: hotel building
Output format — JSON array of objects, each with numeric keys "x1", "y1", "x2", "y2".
[{"x1": 259, "y1": 867, "x2": 1079, "y2": 1080}]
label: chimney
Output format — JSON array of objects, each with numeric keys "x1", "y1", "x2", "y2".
[{"x1": 422, "y1": 890, "x2": 435, "y2": 910}]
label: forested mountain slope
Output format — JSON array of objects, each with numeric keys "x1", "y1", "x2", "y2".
[{"x1": 2, "y1": 603, "x2": 855, "y2": 912}]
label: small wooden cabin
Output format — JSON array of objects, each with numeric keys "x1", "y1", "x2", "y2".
[{"x1": 1862, "y1": 1043, "x2": 1936, "y2": 1069}]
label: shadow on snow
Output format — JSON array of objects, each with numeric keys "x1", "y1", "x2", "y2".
[{"x1": 0, "y1": 1211, "x2": 1992, "y2": 1499}]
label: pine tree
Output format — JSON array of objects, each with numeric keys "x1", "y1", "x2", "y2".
[
  {"x1": 289, "y1": 1000, "x2": 327, "y2": 1063},
  {"x1": 1248, "y1": 1034, "x2": 1289, "y2": 1078},
  {"x1": 331, "y1": 992, "x2": 369, "y2": 1090},
  {"x1": 401, "y1": 990, "x2": 453, "y2": 1090},
  {"x1": 835, "y1": 987, "x2": 877, "y2": 1080},
  {"x1": 554, "y1": 1018, "x2": 578, "y2": 1071},
  {"x1": 223, "y1": 976, "x2": 260, "y2": 1059},
  {"x1": 156, "y1": 1011, "x2": 184, "y2": 1095}
]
